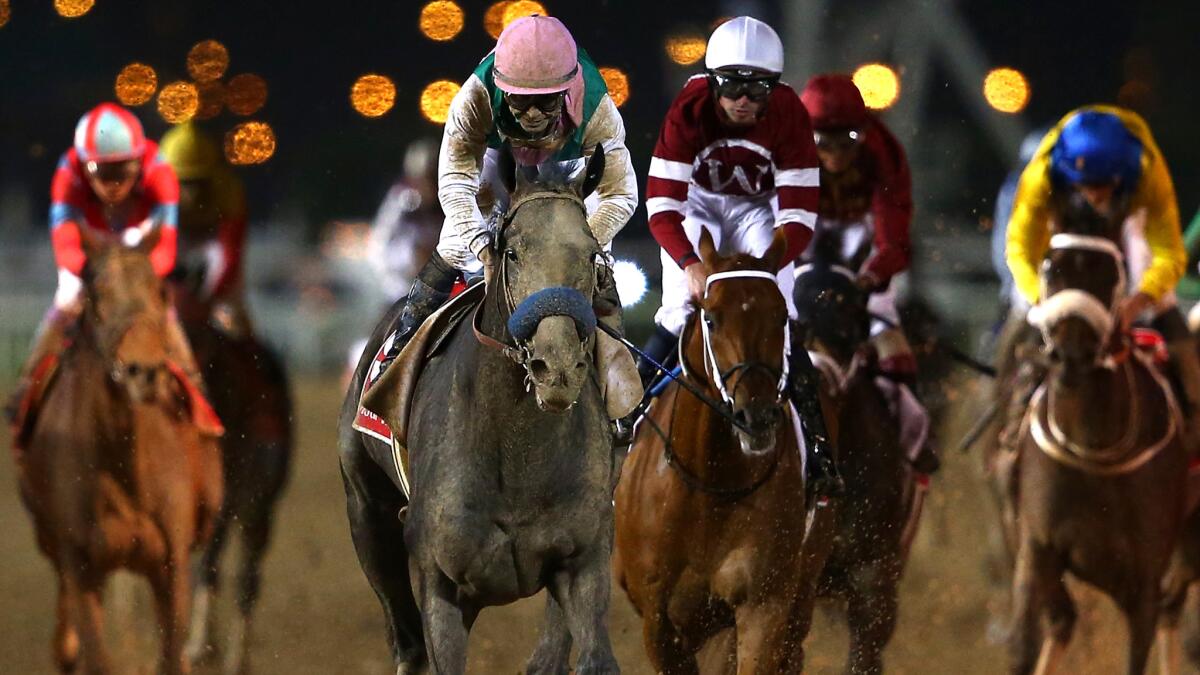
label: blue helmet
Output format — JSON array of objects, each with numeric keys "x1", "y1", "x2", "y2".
[{"x1": 1050, "y1": 110, "x2": 1142, "y2": 187}]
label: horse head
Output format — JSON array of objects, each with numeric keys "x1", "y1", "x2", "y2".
[
  {"x1": 1028, "y1": 225, "x2": 1125, "y2": 380},
  {"x1": 491, "y1": 148, "x2": 605, "y2": 413},
  {"x1": 687, "y1": 227, "x2": 791, "y2": 455},
  {"x1": 79, "y1": 225, "x2": 173, "y2": 402},
  {"x1": 792, "y1": 261, "x2": 870, "y2": 367}
]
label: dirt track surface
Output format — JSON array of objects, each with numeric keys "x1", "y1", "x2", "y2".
[{"x1": 3, "y1": 376, "x2": 1198, "y2": 674}]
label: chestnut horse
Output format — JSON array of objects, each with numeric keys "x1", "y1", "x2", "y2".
[
  {"x1": 16, "y1": 228, "x2": 222, "y2": 674},
  {"x1": 792, "y1": 262, "x2": 923, "y2": 674},
  {"x1": 1004, "y1": 231, "x2": 1187, "y2": 675},
  {"x1": 169, "y1": 260, "x2": 293, "y2": 674},
  {"x1": 614, "y1": 228, "x2": 837, "y2": 673}
]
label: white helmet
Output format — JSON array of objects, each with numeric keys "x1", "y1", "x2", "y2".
[{"x1": 705, "y1": 16, "x2": 784, "y2": 75}]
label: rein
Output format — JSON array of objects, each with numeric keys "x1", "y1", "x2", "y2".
[
  {"x1": 640, "y1": 270, "x2": 792, "y2": 499},
  {"x1": 1027, "y1": 353, "x2": 1180, "y2": 475},
  {"x1": 640, "y1": 387, "x2": 783, "y2": 499}
]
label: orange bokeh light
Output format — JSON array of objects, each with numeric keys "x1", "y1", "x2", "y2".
[
  {"x1": 599, "y1": 67, "x2": 630, "y2": 107},
  {"x1": 157, "y1": 81, "x2": 200, "y2": 124},
  {"x1": 186, "y1": 40, "x2": 230, "y2": 83},
  {"x1": 224, "y1": 121, "x2": 276, "y2": 165},
  {"x1": 351, "y1": 74, "x2": 397, "y2": 118},
  {"x1": 225, "y1": 73, "x2": 268, "y2": 116},
  {"x1": 115, "y1": 63, "x2": 158, "y2": 106}
]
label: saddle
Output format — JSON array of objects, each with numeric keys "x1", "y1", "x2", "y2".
[
  {"x1": 10, "y1": 352, "x2": 224, "y2": 457},
  {"x1": 354, "y1": 282, "x2": 486, "y2": 494},
  {"x1": 9, "y1": 351, "x2": 61, "y2": 456}
]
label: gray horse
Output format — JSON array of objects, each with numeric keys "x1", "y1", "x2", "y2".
[{"x1": 339, "y1": 153, "x2": 620, "y2": 674}]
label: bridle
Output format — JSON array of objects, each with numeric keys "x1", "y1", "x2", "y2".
[
  {"x1": 689, "y1": 270, "x2": 791, "y2": 406},
  {"x1": 1031, "y1": 233, "x2": 1127, "y2": 370},
  {"x1": 472, "y1": 189, "x2": 598, "y2": 391},
  {"x1": 643, "y1": 269, "x2": 792, "y2": 499}
]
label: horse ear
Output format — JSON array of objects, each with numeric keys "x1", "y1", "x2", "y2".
[
  {"x1": 697, "y1": 227, "x2": 718, "y2": 267},
  {"x1": 580, "y1": 146, "x2": 605, "y2": 199},
  {"x1": 764, "y1": 227, "x2": 789, "y2": 272}
]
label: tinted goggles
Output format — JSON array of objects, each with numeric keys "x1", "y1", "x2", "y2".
[
  {"x1": 86, "y1": 159, "x2": 141, "y2": 183},
  {"x1": 813, "y1": 128, "x2": 864, "y2": 152},
  {"x1": 504, "y1": 92, "x2": 565, "y2": 115},
  {"x1": 708, "y1": 72, "x2": 778, "y2": 102}
]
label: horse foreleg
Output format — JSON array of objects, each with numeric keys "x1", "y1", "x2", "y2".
[
  {"x1": 340, "y1": 442, "x2": 425, "y2": 673},
  {"x1": 151, "y1": 544, "x2": 192, "y2": 675},
  {"x1": 845, "y1": 562, "x2": 901, "y2": 675},
  {"x1": 640, "y1": 606, "x2": 698, "y2": 675},
  {"x1": 1009, "y1": 539, "x2": 1046, "y2": 675},
  {"x1": 413, "y1": 564, "x2": 475, "y2": 675},
  {"x1": 547, "y1": 557, "x2": 619, "y2": 675},
  {"x1": 222, "y1": 490, "x2": 280, "y2": 675},
  {"x1": 1118, "y1": 584, "x2": 1161, "y2": 675},
  {"x1": 185, "y1": 504, "x2": 233, "y2": 665},
  {"x1": 54, "y1": 571, "x2": 80, "y2": 673},
  {"x1": 733, "y1": 597, "x2": 797, "y2": 674},
  {"x1": 1031, "y1": 559, "x2": 1074, "y2": 675},
  {"x1": 525, "y1": 593, "x2": 572, "y2": 675},
  {"x1": 74, "y1": 574, "x2": 113, "y2": 675}
]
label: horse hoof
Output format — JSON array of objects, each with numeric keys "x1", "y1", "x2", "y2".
[
  {"x1": 524, "y1": 660, "x2": 569, "y2": 675},
  {"x1": 572, "y1": 654, "x2": 620, "y2": 675}
]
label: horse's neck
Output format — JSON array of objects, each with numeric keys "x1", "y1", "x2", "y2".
[{"x1": 1049, "y1": 363, "x2": 1131, "y2": 447}]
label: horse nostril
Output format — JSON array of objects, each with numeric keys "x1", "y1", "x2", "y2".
[
  {"x1": 530, "y1": 359, "x2": 549, "y2": 380},
  {"x1": 575, "y1": 360, "x2": 587, "y2": 371}
]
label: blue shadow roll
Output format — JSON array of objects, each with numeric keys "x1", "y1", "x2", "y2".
[{"x1": 507, "y1": 287, "x2": 597, "y2": 342}]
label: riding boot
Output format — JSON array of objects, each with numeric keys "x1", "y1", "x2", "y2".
[
  {"x1": 788, "y1": 341, "x2": 845, "y2": 498},
  {"x1": 636, "y1": 325, "x2": 680, "y2": 389},
  {"x1": 5, "y1": 307, "x2": 76, "y2": 423},
  {"x1": 593, "y1": 259, "x2": 642, "y2": 446},
  {"x1": 1155, "y1": 309, "x2": 1200, "y2": 455},
  {"x1": 874, "y1": 327, "x2": 940, "y2": 474},
  {"x1": 373, "y1": 250, "x2": 459, "y2": 384}
]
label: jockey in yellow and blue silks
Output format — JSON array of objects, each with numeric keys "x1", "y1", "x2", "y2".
[{"x1": 1005, "y1": 105, "x2": 1200, "y2": 449}]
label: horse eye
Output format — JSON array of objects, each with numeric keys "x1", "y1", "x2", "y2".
[
  {"x1": 127, "y1": 364, "x2": 141, "y2": 376},
  {"x1": 505, "y1": 248, "x2": 518, "y2": 261}
]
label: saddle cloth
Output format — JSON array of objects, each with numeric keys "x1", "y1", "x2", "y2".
[
  {"x1": 11, "y1": 352, "x2": 224, "y2": 455},
  {"x1": 353, "y1": 281, "x2": 485, "y2": 497}
]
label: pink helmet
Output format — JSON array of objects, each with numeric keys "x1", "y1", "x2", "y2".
[
  {"x1": 494, "y1": 15, "x2": 581, "y2": 95},
  {"x1": 73, "y1": 102, "x2": 147, "y2": 163}
]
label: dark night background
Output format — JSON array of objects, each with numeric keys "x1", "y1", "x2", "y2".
[{"x1": 3, "y1": 0, "x2": 1199, "y2": 242}]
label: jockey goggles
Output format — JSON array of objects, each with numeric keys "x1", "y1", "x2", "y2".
[
  {"x1": 86, "y1": 158, "x2": 141, "y2": 183},
  {"x1": 707, "y1": 71, "x2": 779, "y2": 102},
  {"x1": 813, "y1": 128, "x2": 864, "y2": 152},
  {"x1": 504, "y1": 92, "x2": 565, "y2": 116}
]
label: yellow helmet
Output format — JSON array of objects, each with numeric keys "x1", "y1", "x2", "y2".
[{"x1": 159, "y1": 122, "x2": 221, "y2": 180}]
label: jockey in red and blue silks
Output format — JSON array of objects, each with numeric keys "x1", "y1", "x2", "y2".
[{"x1": 6, "y1": 103, "x2": 218, "y2": 435}]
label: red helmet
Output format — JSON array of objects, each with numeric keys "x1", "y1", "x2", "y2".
[
  {"x1": 800, "y1": 74, "x2": 868, "y2": 130},
  {"x1": 73, "y1": 102, "x2": 147, "y2": 163}
]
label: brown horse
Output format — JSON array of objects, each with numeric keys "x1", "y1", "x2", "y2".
[
  {"x1": 1004, "y1": 232, "x2": 1187, "y2": 675},
  {"x1": 614, "y1": 228, "x2": 836, "y2": 673},
  {"x1": 792, "y1": 262, "x2": 924, "y2": 674},
  {"x1": 16, "y1": 228, "x2": 222, "y2": 674},
  {"x1": 169, "y1": 259, "x2": 292, "y2": 674}
]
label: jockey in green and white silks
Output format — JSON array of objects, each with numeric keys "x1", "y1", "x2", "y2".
[{"x1": 372, "y1": 14, "x2": 640, "y2": 423}]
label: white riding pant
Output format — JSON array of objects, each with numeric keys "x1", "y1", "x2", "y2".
[
  {"x1": 435, "y1": 147, "x2": 603, "y2": 274},
  {"x1": 654, "y1": 186, "x2": 796, "y2": 336}
]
